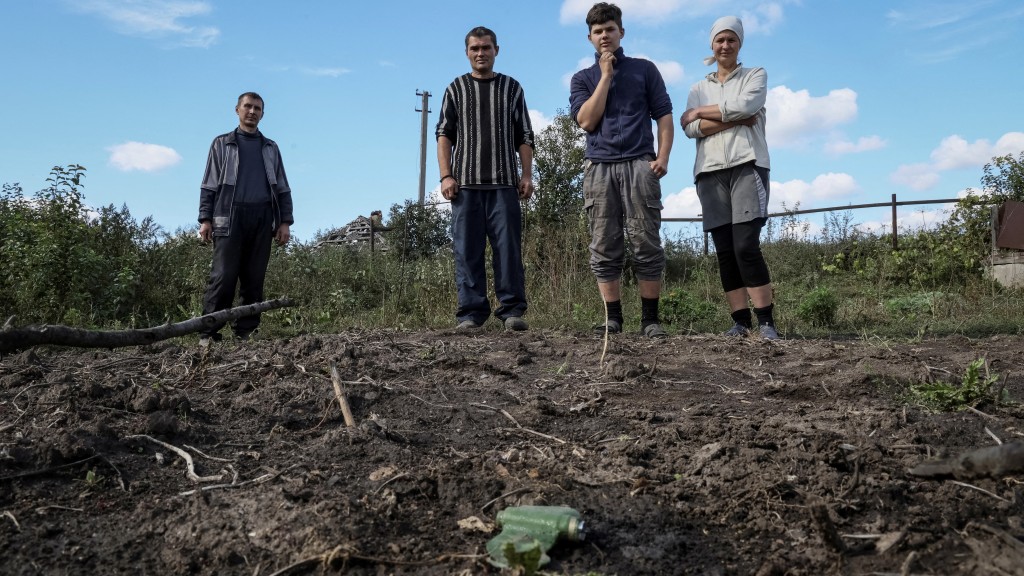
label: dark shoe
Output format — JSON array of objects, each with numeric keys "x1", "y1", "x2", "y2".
[
  {"x1": 724, "y1": 323, "x2": 750, "y2": 337},
  {"x1": 456, "y1": 319, "x2": 483, "y2": 331},
  {"x1": 593, "y1": 319, "x2": 622, "y2": 334},
  {"x1": 503, "y1": 317, "x2": 528, "y2": 332},
  {"x1": 642, "y1": 322, "x2": 667, "y2": 338},
  {"x1": 759, "y1": 325, "x2": 780, "y2": 340}
]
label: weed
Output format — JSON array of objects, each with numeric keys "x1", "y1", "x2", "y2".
[
  {"x1": 910, "y1": 358, "x2": 1001, "y2": 411},
  {"x1": 796, "y1": 286, "x2": 838, "y2": 327}
]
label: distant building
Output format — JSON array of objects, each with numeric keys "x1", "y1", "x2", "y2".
[{"x1": 316, "y1": 211, "x2": 390, "y2": 251}]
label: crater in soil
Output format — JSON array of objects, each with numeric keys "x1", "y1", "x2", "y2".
[{"x1": 2, "y1": 330, "x2": 1023, "y2": 575}]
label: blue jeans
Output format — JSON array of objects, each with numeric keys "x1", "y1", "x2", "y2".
[{"x1": 450, "y1": 187, "x2": 527, "y2": 324}]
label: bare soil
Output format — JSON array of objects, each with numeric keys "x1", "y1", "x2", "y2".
[{"x1": 2, "y1": 329, "x2": 1024, "y2": 575}]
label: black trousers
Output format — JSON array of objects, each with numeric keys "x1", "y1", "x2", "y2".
[
  {"x1": 201, "y1": 203, "x2": 274, "y2": 337},
  {"x1": 710, "y1": 218, "x2": 771, "y2": 293}
]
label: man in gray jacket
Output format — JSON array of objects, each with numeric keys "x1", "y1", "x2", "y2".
[{"x1": 198, "y1": 92, "x2": 293, "y2": 345}]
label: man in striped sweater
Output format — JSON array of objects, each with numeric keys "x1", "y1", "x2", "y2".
[{"x1": 436, "y1": 26, "x2": 535, "y2": 332}]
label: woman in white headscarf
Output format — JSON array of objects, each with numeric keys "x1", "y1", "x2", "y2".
[{"x1": 680, "y1": 15, "x2": 778, "y2": 340}]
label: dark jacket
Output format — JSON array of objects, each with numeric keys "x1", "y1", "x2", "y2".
[
  {"x1": 569, "y1": 48, "x2": 673, "y2": 162},
  {"x1": 198, "y1": 129, "x2": 293, "y2": 237}
]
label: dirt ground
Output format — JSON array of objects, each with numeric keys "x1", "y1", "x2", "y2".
[{"x1": 2, "y1": 328, "x2": 1024, "y2": 575}]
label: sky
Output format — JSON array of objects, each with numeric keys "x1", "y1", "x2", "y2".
[{"x1": 3, "y1": 0, "x2": 1023, "y2": 242}]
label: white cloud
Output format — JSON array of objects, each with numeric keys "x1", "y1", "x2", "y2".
[
  {"x1": 663, "y1": 172, "x2": 858, "y2": 219},
  {"x1": 635, "y1": 54, "x2": 685, "y2": 85},
  {"x1": 529, "y1": 109, "x2": 554, "y2": 134},
  {"x1": 663, "y1": 185, "x2": 701, "y2": 218},
  {"x1": 108, "y1": 142, "x2": 182, "y2": 172},
  {"x1": 740, "y1": 2, "x2": 785, "y2": 35},
  {"x1": 766, "y1": 86, "x2": 858, "y2": 148},
  {"x1": 770, "y1": 173, "x2": 859, "y2": 211},
  {"x1": 891, "y1": 132, "x2": 1024, "y2": 191},
  {"x1": 74, "y1": 0, "x2": 219, "y2": 48},
  {"x1": 890, "y1": 163, "x2": 939, "y2": 191},
  {"x1": 930, "y1": 133, "x2": 1024, "y2": 170},
  {"x1": 824, "y1": 135, "x2": 887, "y2": 156},
  {"x1": 300, "y1": 67, "x2": 351, "y2": 78},
  {"x1": 559, "y1": 0, "x2": 792, "y2": 30}
]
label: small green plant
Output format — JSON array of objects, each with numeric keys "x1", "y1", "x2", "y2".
[
  {"x1": 885, "y1": 292, "x2": 941, "y2": 319},
  {"x1": 910, "y1": 358, "x2": 1000, "y2": 411},
  {"x1": 660, "y1": 288, "x2": 717, "y2": 326},
  {"x1": 796, "y1": 286, "x2": 838, "y2": 327},
  {"x1": 84, "y1": 468, "x2": 100, "y2": 486}
]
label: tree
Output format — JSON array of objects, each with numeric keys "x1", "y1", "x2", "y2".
[
  {"x1": 529, "y1": 111, "x2": 586, "y2": 224},
  {"x1": 383, "y1": 198, "x2": 451, "y2": 259},
  {"x1": 941, "y1": 151, "x2": 1024, "y2": 263}
]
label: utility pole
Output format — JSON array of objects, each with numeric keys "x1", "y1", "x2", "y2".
[{"x1": 415, "y1": 90, "x2": 432, "y2": 206}]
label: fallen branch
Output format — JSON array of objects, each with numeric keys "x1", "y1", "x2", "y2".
[
  {"x1": 908, "y1": 441, "x2": 1024, "y2": 480},
  {"x1": 330, "y1": 362, "x2": 357, "y2": 427},
  {"x1": 0, "y1": 298, "x2": 295, "y2": 353},
  {"x1": 125, "y1": 434, "x2": 223, "y2": 483}
]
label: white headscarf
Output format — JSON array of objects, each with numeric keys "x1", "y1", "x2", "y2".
[{"x1": 703, "y1": 15, "x2": 744, "y2": 66}]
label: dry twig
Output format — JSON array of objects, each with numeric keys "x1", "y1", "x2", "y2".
[
  {"x1": 481, "y1": 487, "x2": 532, "y2": 512},
  {"x1": 1, "y1": 511, "x2": 19, "y2": 531},
  {"x1": 177, "y1": 464, "x2": 299, "y2": 496},
  {"x1": 125, "y1": 434, "x2": 223, "y2": 483}
]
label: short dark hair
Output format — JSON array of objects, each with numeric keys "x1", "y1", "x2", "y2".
[
  {"x1": 464, "y1": 26, "x2": 497, "y2": 48},
  {"x1": 586, "y1": 2, "x2": 623, "y2": 30},
  {"x1": 237, "y1": 92, "x2": 264, "y2": 107}
]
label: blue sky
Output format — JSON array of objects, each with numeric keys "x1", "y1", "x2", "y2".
[{"x1": 3, "y1": 0, "x2": 1023, "y2": 241}]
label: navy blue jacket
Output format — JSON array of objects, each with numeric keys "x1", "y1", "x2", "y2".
[{"x1": 569, "y1": 48, "x2": 673, "y2": 162}]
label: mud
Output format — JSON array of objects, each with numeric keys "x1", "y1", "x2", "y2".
[{"x1": 2, "y1": 330, "x2": 1024, "y2": 575}]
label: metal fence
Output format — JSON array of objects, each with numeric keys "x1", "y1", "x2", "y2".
[{"x1": 664, "y1": 194, "x2": 973, "y2": 253}]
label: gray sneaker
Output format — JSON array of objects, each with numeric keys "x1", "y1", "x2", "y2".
[
  {"x1": 504, "y1": 317, "x2": 528, "y2": 331},
  {"x1": 724, "y1": 323, "x2": 750, "y2": 337},
  {"x1": 456, "y1": 319, "x2": 483, "y2": 331},
  {"x1": 642, "y1": 322, "x2": 667, "y2": 338},
  {"x1": 759, "y1": 324, "x2": 780, "y2": 340},
  {"x1": 593, "y1": 319, "x2": 623, "y2": 334}
]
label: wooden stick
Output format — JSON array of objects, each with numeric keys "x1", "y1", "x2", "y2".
[{"x1": 330, "y1": 362, "x2": 356, "y2": 427}]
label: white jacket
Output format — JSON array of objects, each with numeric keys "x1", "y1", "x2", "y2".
[{"x1": 683, "y1": 65, "x2": 770, "y2": 180}]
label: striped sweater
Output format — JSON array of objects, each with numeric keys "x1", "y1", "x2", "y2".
[{"x1": 435, "y1": 73, "x2": 534, "y2": 187}]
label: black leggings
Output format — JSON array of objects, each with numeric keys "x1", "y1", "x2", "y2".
[{"x1": 710, "y1": 219, "x2": 771, "y2": 292}]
